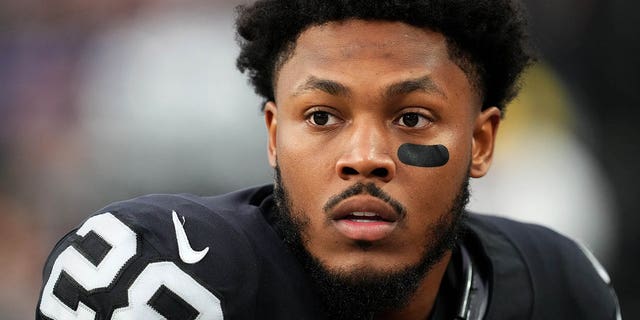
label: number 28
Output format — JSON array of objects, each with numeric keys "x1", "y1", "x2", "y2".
[{"x1": 39, "y1": 213, "x2": 223, "y2": 320}]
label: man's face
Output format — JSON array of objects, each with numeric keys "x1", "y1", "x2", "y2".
[{"x1": 265, "y1": 20, "x2": 499, "y2": 277}]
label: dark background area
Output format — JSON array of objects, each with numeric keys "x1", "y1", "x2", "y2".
[{"x1": 524, "y1": 1, "x2": 640, "y2": 315}]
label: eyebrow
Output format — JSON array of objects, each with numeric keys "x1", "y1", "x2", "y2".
[
  {"x1": 384, "y1": 75, "x2": 446, "y2": 99},
  {"x1": 292, "y1": 76, "x2": 351, "y2": 97},
  {"x1": 291, "y1": 74, "x2": 445, "y2": 99}
]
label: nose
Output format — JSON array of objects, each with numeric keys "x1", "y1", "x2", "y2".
[{"x1": 335, "y1": 123, "x2": 396, "y2": 182}]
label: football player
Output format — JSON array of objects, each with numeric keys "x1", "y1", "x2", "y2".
[{"x1": 37, "y1": 0, "x2": 620, "y2": 319}]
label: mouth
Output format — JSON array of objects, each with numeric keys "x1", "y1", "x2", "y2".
[
  {"x1": 330, "y1": 196, "x2": 400, "y2": 242},
  {"x1": 343, "y1": 211, "x2": 392, "y2": 222}
]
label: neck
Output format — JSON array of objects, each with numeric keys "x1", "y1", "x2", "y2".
[{"x1": 375, "y1": 250, "x2": 452, "y2": 320}]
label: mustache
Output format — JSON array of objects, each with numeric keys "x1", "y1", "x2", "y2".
[{"x1": 322, "y1": 182, "x2": 407, "y2": 219}]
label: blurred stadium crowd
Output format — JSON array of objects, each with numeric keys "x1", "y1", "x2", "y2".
[{"x1": 1, "y1": 0, "x2": 638, "y2": 319}]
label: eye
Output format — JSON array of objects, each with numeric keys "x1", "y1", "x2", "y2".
[
  {"x1": 395, "y1": 112, "x2": 431, "y2": 128},
  {"x1": 307, "y1": 110, "x2": 341, "y2": 126}
]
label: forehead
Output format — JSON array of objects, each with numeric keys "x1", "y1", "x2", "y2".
[
  {"x1": 296, "y1": 20, "x2": 448, "y2": 63},
  {"x1": 274, "y1": 19, "x2": 477, "y2": 103}
]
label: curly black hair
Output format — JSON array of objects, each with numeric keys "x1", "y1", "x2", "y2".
[{"x1": 235, "y1": 0, "x2": 534, "y2": 113}]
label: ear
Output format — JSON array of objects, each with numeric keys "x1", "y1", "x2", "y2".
[
  {"x1": 264, "y1": 101, "x2": 278, "y2": 168},
  {"x1": 470, "y1": 107, "x2": 501, "y2": 178}
]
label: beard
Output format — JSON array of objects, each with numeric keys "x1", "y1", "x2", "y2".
[{"x1": 271, "y1": 165, "x2": 470, "y2": 320}]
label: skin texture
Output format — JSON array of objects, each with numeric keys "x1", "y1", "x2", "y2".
[{"x1": 264, "y1": 20, "x2": 501, "y2": 319}]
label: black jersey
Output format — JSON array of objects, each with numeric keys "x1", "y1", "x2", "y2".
[{"x1": 36, "y1": 185, "x2": 619, "y2": 319}]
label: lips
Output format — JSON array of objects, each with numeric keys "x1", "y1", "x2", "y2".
[
  {"x1": 330, "y1": 196, "x2": 400, "y2": 242},
  {"x1": 345, "y1": 211, "x2": 388, "y2": 222},
  {"x1": 330, "y1": 196, "x2": 399, "y2": 221}
]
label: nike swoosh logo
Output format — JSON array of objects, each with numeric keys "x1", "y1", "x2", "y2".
[{"x1": 172, "y1": 210, "x2": 209, "y2": 264}]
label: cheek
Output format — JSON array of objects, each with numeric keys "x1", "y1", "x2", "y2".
[
  {"x1": 276, "y1": 122, "x2": 339, "y2": 180},
  {"x1": 276, "y1": 139, "x2": 334, "y2": 215},
  {"x1": 396, "y1": 138, "x2": 470, "y2": 212},
  {"x1": 277, "y1": 121, "x2": 324, "y2": 161},
  {"x1": 434, "y1": 127, "x2": 474, "y2": 175}
]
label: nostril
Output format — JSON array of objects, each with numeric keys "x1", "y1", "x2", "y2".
[
  {"x1": 342, "y1": 167, "x2": 359, "y2": 175},
  {"x1": 371, "y1": 168, "x2": 388, "y2": 178}
]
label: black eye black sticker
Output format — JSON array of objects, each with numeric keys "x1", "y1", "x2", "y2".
[{"x1": 397, "y1": 143, "x2": 449, "y2": 167}]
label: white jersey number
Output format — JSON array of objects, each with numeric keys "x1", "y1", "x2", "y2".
[
  {"x1": 111, "y1": 262, "x2": 223, "y2": 319},
  {"x1": 39, "y1": 212, "x2": 222, "y2": 320}
]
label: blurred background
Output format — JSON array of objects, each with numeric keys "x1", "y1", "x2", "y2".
[{"x1": 1, "y1": 0, "x2": 637, "y2": 319}]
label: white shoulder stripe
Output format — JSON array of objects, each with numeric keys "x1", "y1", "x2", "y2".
[{"x1": 576, "y1": 241, "x2": 610, "y2": 285}]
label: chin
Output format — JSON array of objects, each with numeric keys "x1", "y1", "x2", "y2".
[
  {"x1": 319, "y1": 249, "x2": 423, "y2": 275},
  {"x1": 299, "y1": 246, "x2": 437, "y2": 320}
]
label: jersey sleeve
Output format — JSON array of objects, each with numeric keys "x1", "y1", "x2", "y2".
[{"x1": 36, "y1": 194, "x2": 260, "y2": 320}]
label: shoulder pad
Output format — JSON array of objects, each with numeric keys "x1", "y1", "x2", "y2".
[
  {"x1": 36, "y1": 194, "x2": 258, "y2": 319},
  {"x1": 466, "y1": 214, "x2": 620, "y2": 320}
]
